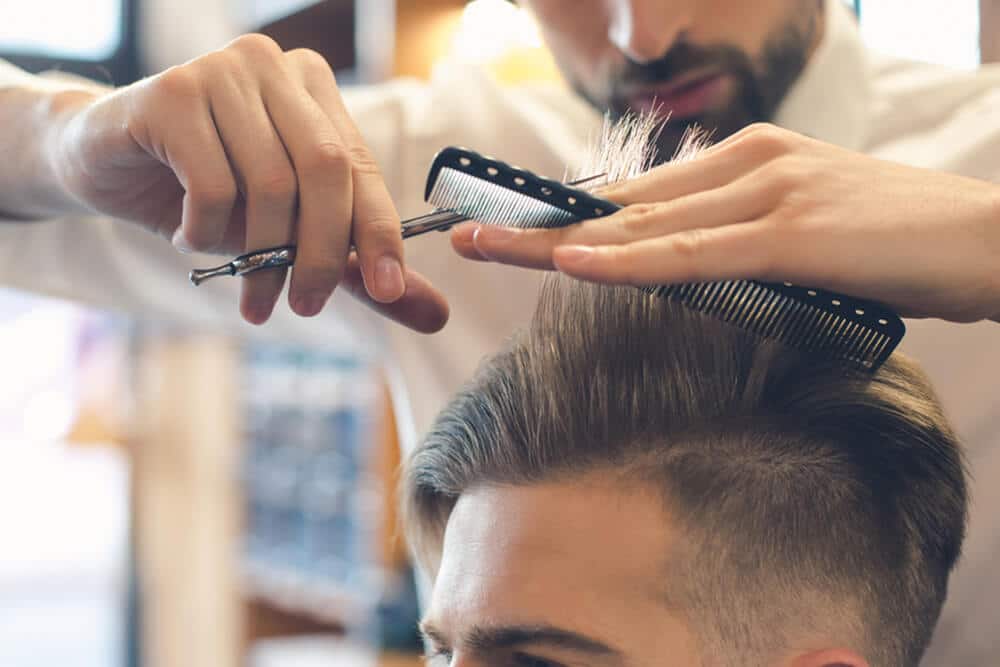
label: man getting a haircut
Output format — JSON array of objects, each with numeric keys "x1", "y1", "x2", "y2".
[{"x1": 404, "y1": 277, "x2": 967, "y2": 667}]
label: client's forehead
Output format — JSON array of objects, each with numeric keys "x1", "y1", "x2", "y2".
[{"x1": 423, "y1": 474, "x2": 699, "y2": 663}]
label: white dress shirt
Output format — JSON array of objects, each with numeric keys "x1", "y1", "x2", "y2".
[{"x1": 1, "y1": 2, "x2": 998, "y2": 663}]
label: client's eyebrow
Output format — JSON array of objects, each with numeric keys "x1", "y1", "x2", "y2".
[{"x1": 420, "y1": 621, "x2": 624, "y2": 660}]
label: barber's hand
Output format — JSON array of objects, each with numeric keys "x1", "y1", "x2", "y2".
[
  {"x1": 453, "y1": 123, "x2": 1000, "y2": 323},
  {"x1": 47, "y1": 35, "x2": 447, "y2": 330}
]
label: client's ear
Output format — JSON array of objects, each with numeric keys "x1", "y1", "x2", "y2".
[{"x1": 788, "y1": 649, "x2": 870, "y2": 667}]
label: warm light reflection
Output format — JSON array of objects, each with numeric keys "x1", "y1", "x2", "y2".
[
  {"x1": 433, "y1": 0, "x2": 561, "y2": 83},
  {"x1": 448, "y1": 0, "x2": 543, "y2": 65}
]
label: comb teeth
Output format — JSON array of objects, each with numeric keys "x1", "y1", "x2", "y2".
[
  {"x1": 645, "y1": 281, "x2": 902, "y2": 370},
  {"x1": 428, "y1": 167, "x2": 580, "y2": 228}
]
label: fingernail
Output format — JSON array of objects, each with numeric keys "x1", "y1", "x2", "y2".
[
  {"x1": 476, "y1": 226, "x2": 519, "y2": 244},
  {"x1": 374, "y1": 256, "x2": 405, "y2": 302},
  {"x1": 294, "y1": 293, "x2": 327, "y2": 317},
  {"x1": 171, "y1": 227, "x2": 194, "y2": 254},
  {"x1": 555, "y1": 245, "x2": 596, "y2": 265},
  {"x1": 244, "y1": 305, "x2": 272, "y2": 325},
  {"x1": 452, "y1": 221, "x2": 480, "y2": 235}
]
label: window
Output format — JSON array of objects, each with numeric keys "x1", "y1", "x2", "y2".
[
  {"x1": 0, "y1": 0, "x2": 137, "y2": 84},
  {"x1": 856, "y1": 0, "x2": 981, "y2": 69}
]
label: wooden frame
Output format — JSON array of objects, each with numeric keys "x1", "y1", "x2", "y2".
[{"x1": 982, "y1": 0, "x2": 1000, "y2": 63}]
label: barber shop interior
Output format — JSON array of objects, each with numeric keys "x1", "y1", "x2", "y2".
[{"x1": 2, "y1": 1, "x2": 999, "y2": 666}]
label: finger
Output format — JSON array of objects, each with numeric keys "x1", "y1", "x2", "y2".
[
  {"x1": 552, "y1": 222, "x2": 778, "y2": 286},
  {"x1": 290, "y1": 49, "x2": 406, "y2": 304},
  {"x1": 213, "y1": 199, "x2": 248, "y2": 255},
  {"x1": 339, "y1": 256, "x2": 450, "y2": 334},
  {"x1": 599, "y1": 123, "x2": 789, "y2": 205},
  {"x1": 450, "y1": 222, "x2": 489, "y2": 262},
  {"x1": 468, "y1": 177, "x2": 775, "y2": 269},
  {"x1": 155, "y1": 94, "x2": 237, "y2": 254},
  {"x1": 208, "y1": 68, "x2": 298, "y2": 324},
  {"x1": 245, "y1": 47, "x2": 353, "y2": 317}
]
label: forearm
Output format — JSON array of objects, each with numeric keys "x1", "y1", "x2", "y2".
[
  {"x1": 0, "y1": 74, "x2": 108, "y2": 219},
  {"x1": 0, "y1": 211, "x2": 378, "y2": 350}
]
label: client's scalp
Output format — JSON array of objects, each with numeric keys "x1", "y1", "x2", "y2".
[{"x1": 404, "y1": 275, "x2": 967, "y2": 667}]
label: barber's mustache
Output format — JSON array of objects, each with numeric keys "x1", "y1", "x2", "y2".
[{"x1": 612, "y1": 42, "x2": 756, "y2": 95}]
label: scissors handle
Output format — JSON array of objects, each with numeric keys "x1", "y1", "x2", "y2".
[{"x1": 189, "y1": 246, "x2": 296, "y2": 286}]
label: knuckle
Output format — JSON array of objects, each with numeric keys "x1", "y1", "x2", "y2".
[
  {"x1": 201, "y1": 49, "x2": 238, "y2": 73},
  {"x1": 743, "y1": 122, "x2": 775, "y2": 136},
  {"x1": 347, "y1": 145, "x2": 383, "y2": 176},
  {"x1": 155, "y1": 66, "x2": 201, "y2": 99},
  {"x1": 305, "y1": 140, "x2": 351, "y2": 172},
  {"x1": 357, "y1": 214, "x2": 404, "y2": 242},
  {"x1": 725, "y1": 122, "x2": 768, "y2": 145},
  {"x1": 229, "y1": 33, "x2": 283, "y2": 60},
  {"x1": 670, "y1": 228, "x2": 710, "y2": 262},
  {"x1": 745, "y1": 123, "x2": 794, "y2": 158},
  {"x1": 760, "y1": 156, "x2": 804, "y2": 194},
  {"x1": 618, "y1": 203, "x2": 659, "y2": 233},
  {"x1": 250, "y1": 168, "x2": 298, "y2": 203},
  {"x1": 288, "y1": 48, "x2": 334, "y2": 77}
]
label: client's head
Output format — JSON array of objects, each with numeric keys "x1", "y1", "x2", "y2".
[{"x1": 404, "y1": 276, "x2": 967, "y2": 667}]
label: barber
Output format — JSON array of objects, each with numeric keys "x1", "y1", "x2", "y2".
[{"x1": 2, "y1": 2, "x2": 1000, "y2": 663}]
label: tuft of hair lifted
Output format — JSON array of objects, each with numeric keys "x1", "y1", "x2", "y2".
[{"x1": 403, "y1": 276, "x2": 968, "y2": 667}]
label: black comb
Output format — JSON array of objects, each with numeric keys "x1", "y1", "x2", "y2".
[
  {"x1": 425, "y1": 147, "x2": 905, "y2": 372},
  {"x1": 425, "y1": 147, "x2": 617, "y2": 227}
]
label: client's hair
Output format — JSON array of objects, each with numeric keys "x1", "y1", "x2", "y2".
[{"x1": 403, "y1": 276, "x2": 967, "y2": 667}]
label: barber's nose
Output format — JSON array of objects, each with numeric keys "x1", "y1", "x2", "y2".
[{"x1": 607, "y1": 0, "x2": 694, "y2": 63}]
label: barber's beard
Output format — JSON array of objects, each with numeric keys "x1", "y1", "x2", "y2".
[{"x1": 573, "y1": 16, "x2": 817, "y2": 161}]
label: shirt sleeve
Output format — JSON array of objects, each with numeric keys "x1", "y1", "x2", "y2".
[{"x1": 0, "y1": 59, "x2": 36, "y2": 88}]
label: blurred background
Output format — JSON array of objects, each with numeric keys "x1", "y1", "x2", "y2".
[{"x1": 0, "y1": 1, "x2": 996, "y2": 666}]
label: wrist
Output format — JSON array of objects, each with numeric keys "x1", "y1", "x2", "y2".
[
  {"x1": 0, "y1": 82, "x2": 106, "y2": 219},
  {"x1": 39, "y1": 87, "x2": 108, "y2": 216}
]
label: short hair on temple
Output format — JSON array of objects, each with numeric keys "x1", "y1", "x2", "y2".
[{"x1": 403, "y1": 275, "x2": 968, "y2": 667}]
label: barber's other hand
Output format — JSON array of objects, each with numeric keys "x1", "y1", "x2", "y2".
[
  {"x1": 454, "y1": 124, "x2": 1000, "y2": 323},
  {"x1": 48, "y1": 35, "x2": 444, "y2": 328}
]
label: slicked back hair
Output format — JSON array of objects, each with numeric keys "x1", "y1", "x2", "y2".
[{"x1": 403, "y1": 276, "x2": 967, "y2": 667}]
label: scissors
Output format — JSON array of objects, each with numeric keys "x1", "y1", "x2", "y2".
[{"x1": 187, "y1": 173, "x2": 606, "y2": 286}]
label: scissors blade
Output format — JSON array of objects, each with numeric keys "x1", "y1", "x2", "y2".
[{"x1": 400, "y1": 209, "x2": 468, "y2": 238}]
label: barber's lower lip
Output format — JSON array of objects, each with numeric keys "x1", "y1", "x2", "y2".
[{"x1": 628, "y1": 73, "x2": 731, "y2": 119}]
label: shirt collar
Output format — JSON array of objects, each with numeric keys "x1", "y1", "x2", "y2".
[{"x1": 772, "y1": 0, "x2": 873, "y2": 150}]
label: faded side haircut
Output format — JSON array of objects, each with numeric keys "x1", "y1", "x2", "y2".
[{"x1": 403, "y1": 276, "x2": 967, "y2": 667}]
